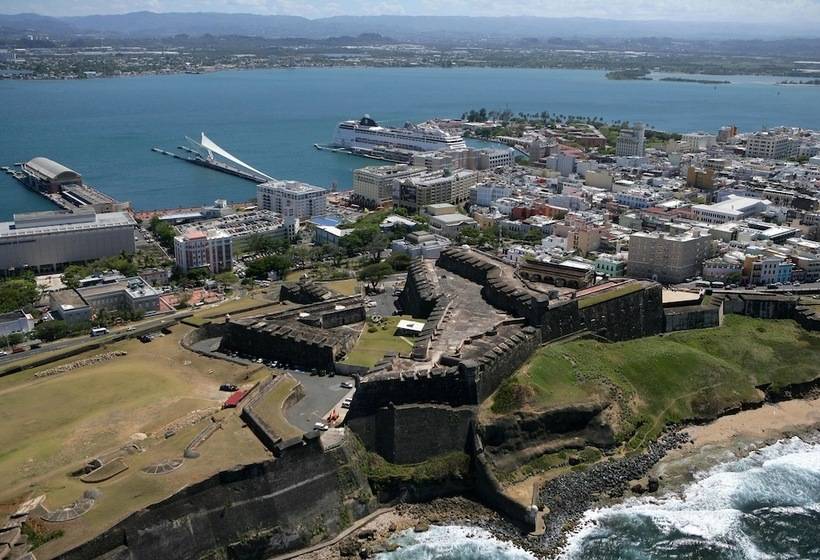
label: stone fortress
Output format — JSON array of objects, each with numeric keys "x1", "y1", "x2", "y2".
[{"x1": 56, "y1": 246, "x2": 820, "y2": 560}]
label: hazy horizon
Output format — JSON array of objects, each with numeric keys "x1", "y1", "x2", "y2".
[{"x1": 3, "y1": 0, "x2": 820, "y2": 25}]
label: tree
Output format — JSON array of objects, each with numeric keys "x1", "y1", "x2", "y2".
[
  {"x1": 148, "y1": 216, "x2": 176, "y2": 248},
  {"x1": 387, "y1": 253, "x2": 412, "y2": 272},
  {"x1": 0, "y1": 277, "x2": 39, "y2": 313},
  {"x1": 246, "y1": 254, "x2": 293, "y2": 279},
  {"x1": 245, "y1": 233, "x2": 277, "y2": 256},
  {"x1": 7, "y1": 332, "x2": 25, "y2": 346},
  {"x1": 364, "y1": 233, "x2": 390, "y2": 263},
  {"x1": 359, "y1": 262, "x2": 394, "y2": 290},
  {"x1": 35, "y1": 320, "x2": 68, "y2": 342}
]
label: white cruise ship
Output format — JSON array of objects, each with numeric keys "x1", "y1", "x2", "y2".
[{"x1": 332, "y1": 115, "x2": 467, "y2": 152}]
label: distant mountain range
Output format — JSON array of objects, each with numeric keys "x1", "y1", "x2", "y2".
[{"x1": 1, "y1": 11, "x2": 819, "y2": 41}]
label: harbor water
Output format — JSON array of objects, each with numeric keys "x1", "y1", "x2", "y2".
[{"x1": 3, "y1": 67, "x2": 820, "y2": 219}]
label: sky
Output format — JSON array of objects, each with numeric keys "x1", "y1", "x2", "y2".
[{"x1": 3, "y1": 0, "x2": 820, "y2": 23}]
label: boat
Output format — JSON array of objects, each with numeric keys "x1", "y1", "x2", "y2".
[{"x1": 331, "y1": 114, "x2": 467, "y2": 153}]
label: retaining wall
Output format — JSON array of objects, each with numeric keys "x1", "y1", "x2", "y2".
[{"x1": 56, "y1": 434, "x2": 376, "y2": 560}]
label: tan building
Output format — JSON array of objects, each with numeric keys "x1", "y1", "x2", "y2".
[
  {"x1": 393, "y1": 170, "x2": 478, "y2": 213},
  {"x1": 627, "y1": 230, "x2": 712, "y2": 283},
  {"x1": 352, "y1": 164, "x2": 426, "y2": 207}
]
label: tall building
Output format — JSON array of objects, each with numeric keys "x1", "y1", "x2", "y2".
[
  {"x1": 392, "y1": 170, "x2": 478, "y2": 213},
  {"x1": 352, "y1": 164, "x2": 426, "y2": 207},
  {"x1": 257, "y1": 180, "x2": 327, "y2": 219},
  {"x1": 0, "y1": 210, "x2": 135, "y2": 273},
  {"x1": 615, "y1": 123, "x2": 646, "y2": 157},
  {"x1": 173, "y1": 228, "x2": 233, "y2": 274},
  {"x1": 746, "y1": 132, "x2": 792, "y2": 160},
  {"x1": 627, "y1": 230, "x2": 712, "y2": 283}
]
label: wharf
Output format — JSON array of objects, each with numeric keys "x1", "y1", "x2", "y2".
[
  {"x1": 5, "y1": 162, "x2": 127, "y2": 213},
  {"x1": 151, "y1": 146, "x2": 269, "y2": 184},
  {"x1": 314, "y1": 143, "x2": 414, "y2": 164}
]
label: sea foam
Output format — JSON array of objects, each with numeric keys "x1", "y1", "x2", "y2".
[{"x1": 561, "y1": 437, "x2": 820, "y2": 559}]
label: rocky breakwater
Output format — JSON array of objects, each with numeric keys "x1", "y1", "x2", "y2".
[{"x1": 536, "y1": 430, "x2": 691, "y2": 553}]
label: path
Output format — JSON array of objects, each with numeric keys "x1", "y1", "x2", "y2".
[{"x1": 267, "y1": 507, "x2": 394, "y2": 560}]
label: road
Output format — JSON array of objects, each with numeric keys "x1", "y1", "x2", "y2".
[
  {"x1": 284, "y1": 370, "x2": 355, "y2": 430},
  {"x1": 0, "y1": 310, "x2": 191, "y2": 369}
]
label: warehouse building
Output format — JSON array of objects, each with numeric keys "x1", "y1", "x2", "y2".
[{"x1": 0, "y1": 209, "x2": 136, "y2": 273}]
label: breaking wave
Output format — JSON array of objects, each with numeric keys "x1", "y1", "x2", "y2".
[
  {"x1": 561, "y1": 437, "x2": 820, "y2": 559},
  {"x1": 378, "y1": 525, "x2": 536, "y2": 560}
]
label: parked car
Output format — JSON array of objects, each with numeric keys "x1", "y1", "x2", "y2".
[
  {"x1": 219, "y1": 384, "x2": 239, "y2": 392},
  {"x1": 313, "y1": 422, "x2": 329, "y2": 431},
  {"x1": 340, "y1": 381, "x2": 354, "y2": 389}
]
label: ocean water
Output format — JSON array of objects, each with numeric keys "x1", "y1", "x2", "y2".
[
  {"x1": 377, "y1": 438, "x2": 820, "y2": 559},
  {"x1": 378, "y1": 525, "x2": 536, "y2": 560},
  {"x1": 2, "y1": 67, "x2": 820, "y2": 219},
  {"x1": 561, "y1": 437, "x2": 820, "y2": 560}
]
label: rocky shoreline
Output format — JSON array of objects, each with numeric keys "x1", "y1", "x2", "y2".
[{"x1": 535, "y1": 430, "x2": 691, "y2": 555}]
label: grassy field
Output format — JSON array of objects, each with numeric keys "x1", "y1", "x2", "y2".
[
  {"x1": 0, "y1": 326, "x2": 269, "y2": 532},
  {"x1": 342, "y1": 316, "x2": 415, "y2": 368},
  {"x1": 251, "y1": 375, "x2": 303, "y2": 440},
  {"x1": 322, "y1": 278, "x2": 360, "y2": 296},
  {"x1": 489, "y1": 316, "x2": 820, "y2": 448}
]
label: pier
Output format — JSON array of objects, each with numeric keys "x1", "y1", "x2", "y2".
[
  {"x1": 152, "y1": 133, "x2": 273, "y2": 184},
  {"x1": 5, "y1": 157, "x2": 129, "y2": 213}
]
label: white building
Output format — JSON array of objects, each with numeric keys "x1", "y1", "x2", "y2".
[
  {"x1": 173, "y1": 228, "x2": 233, "y2": 274},
  {"x1": 257, "y1": 180, "x2": 327, "y2": 220},
  {"x1": 681, "y1": 133, "x2": 717, "y2": 152},
  {"x1": 692, "y1": 195, "x2": 773, "y2": 224},
  {"x1": 615, "y1": 123, "x2": 646, "y2": 157},
  {"x1": 0, "y1": 210, "x2": 135, "y2": 273},
  {"x1": 746, "y1": 132, "x2": 793, "y2": 160},
  {"x1": 0, "y1": 310, "x2": 35, "y2": 337},
  {"x1": 474, "y1": 183, "x2": 513, "y2": 207}
]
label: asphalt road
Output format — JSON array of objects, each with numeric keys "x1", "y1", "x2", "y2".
[
  {"x1": 0, "y1": 311, "x2": 190, "y2": 368},
  {"x1": 283, "y1": 370, "x2": 354, "y2": 430}
]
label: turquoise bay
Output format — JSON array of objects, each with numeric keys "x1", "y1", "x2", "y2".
[{"x1": 2, "y1": 67, "x2": 820, "y2": 219}]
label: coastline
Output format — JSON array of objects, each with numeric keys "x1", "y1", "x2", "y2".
[
  {"x1": 291, "y1": 395, "x2": 820, "y2": 560},
  {"x1": 652, "y1": 395, "x2": 820, "y2": 490}
]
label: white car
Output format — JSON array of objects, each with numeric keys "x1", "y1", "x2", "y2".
[
  {"x1": 313, "y1": 422, "x2": 329, "y2": 431},
  {"x1": 340, "y1": 381, "x2": 353, "y2": 389}
]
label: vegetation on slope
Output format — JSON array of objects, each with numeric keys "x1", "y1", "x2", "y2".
[{"x1": 491, "y1": 316, "x2": 820, "y2": 448}]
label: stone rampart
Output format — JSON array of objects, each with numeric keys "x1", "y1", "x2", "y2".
[
  {"x1": 280, "y1": 279, "x2": 334, "y2": 304},
  {"x1": 56, "y1": 433, "x2": 376, "y2": 560},
  {"x1": 458, "y1": 323, "x2": 543, "y2": 403},
  {"x1": 399, "y1": 258, "x2": 441, "y2": 318},
  {"x1": 368, "y1": 404, "x2": 474, "y2": 464},
  {"x1": 437, "y1": 247, "x2": 551, "y2": 325},
  {"x1": 411, "y1": 295, "x2": 450, "y2": 361},
  {"x1": 578, "y1": 283, "x2": 666, "y2": 341},
  {"x1": 220, "y1": 319, "x2": 355, "y2": 370}
]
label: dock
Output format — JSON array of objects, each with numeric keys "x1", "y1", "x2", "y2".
[
  {"x1": 151, "y1": 133, "x2": 273, "y2": 184},
  {"x1": 314, "y1": 143, "x2": 413, "y2": 164},
  {"x1": 5, "y1": 158, "x2": 128, "y2": 214}
]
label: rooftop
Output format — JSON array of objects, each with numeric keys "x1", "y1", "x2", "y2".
[
  {"x1": 260, "y1": 180, "x2": 326, "y2": 195},
  {"x1": 0, "y1": 211, "x2": 135, "y2": 238},
  {"x1": 23, "y1": 157, "x2": 81, "y2": 182}
]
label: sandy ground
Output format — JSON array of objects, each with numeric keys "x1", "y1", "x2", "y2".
[{"x1": 654, "y1": 397, "x2": 820, "y2": 488}]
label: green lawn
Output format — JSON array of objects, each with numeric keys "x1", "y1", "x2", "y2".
[
  {"x1": 577, "y1": 282, "x2": 644, "y2": 309},
  {"x1": 342, "y1": 316, "x2": 415, "y2": 368},
  {"x1": 491, "y1": 316, "x2": 820, "y2": 448}
]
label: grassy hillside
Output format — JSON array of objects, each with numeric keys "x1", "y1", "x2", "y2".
[{"x1": 490, "y1": 316, "x2": 820, "y2": 448}]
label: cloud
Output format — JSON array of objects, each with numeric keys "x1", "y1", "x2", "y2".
[{"x1": 2, "y1": 0, "x2": 819, "y2": 23}]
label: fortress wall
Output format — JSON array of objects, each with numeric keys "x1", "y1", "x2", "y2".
[
  {"x1": 220, "y1": 320, "x2": 349, "y2": 369},
  {"x1": 373, "y1": 404, "x2": 475, "y2": 464},
  {"x1": 459, "y1": 325, "x2": 543, "y2": 403},
  {"x1": 578, "y1": 284, "x2": 666, "y2": 341},
  {"x1": 399, "y1": 258, "x2": 441, "y2": 318},
  {"x1": 57, "y1": 435, "x2": 375, "y2": 560}
]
